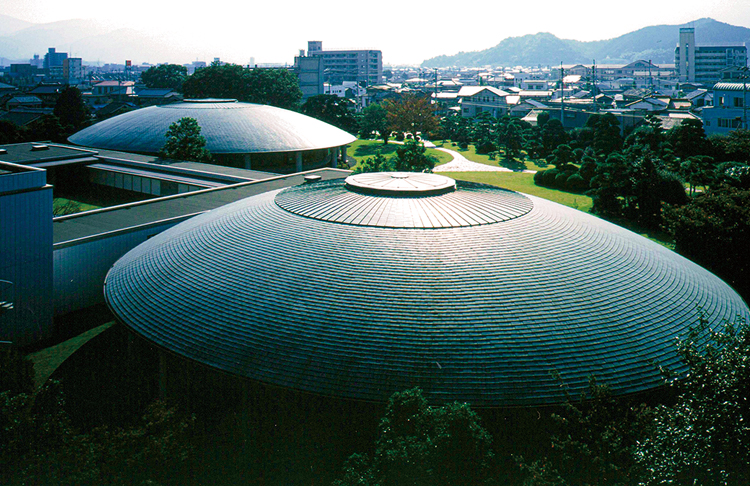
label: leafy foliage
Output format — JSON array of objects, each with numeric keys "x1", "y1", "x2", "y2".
[
  {"x1": 667, "y1": 118, "x2": 709, "y2": 161},
  {"x1": 352, "y1": 140, "x2": 438, "y2": 174},
  {"x1": 302, "y1": 95, "x2": 358, "y2": 133},
  {"x1": 0, "y1": 380, "x2": 195, "y2": 486},
  {"x1": 384, "y1": 94, "x2": 439, "y2": 139},
  {"x1": 53, "y1": 86, "x2": 90, "y2": 132},
  {"x1": 518, "y1": 316, "x2": 750, "y2": 486},
  {"x1": 140, "y1": 64, "x2": 188, "y2": 91},
  {"x1": 636, "y1": 318, "x2": 750, "y2": 485},
  {"x1": 516, "y1": 378, "x2": 652, "y2": 486},
  {"x1": 665, "y1": 186, "x2": 750, "y2": 300},
  {"x1": 392, "y1": 139, "x2": 438, "y2": 172},
  {"x1": 182, "y1": 63, "x2": 302, "y2": 109},
  {"x1": 159, "y1": 117, "x2": 212, "y2": 162},
  {"x1": 360, "y1": 103, "x2": 390, "y2": 143},
  {"x1": 334, "y1": 388, "x2": 495, "y2": 486}
]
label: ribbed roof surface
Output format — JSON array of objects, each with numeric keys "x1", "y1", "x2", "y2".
[
  {"x1": 69, "y1": 100, "x2": 356, "y2": 154},
  {"x1": 104, "y1": 174, "x2": 750, "y2": 407},
  {"x1": 712, "y1": 82, "x2": 749, "y2": 91}
]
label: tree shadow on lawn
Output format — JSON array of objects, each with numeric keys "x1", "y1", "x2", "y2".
[
  {"x1": 353, "y1": 143, "x2": 399, "y2": 158},
  {"x1": 499, "y1": 156, "x2": 531, "y2": 172}
]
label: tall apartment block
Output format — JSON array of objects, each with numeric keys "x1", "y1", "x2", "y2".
[
  {"x1": 307, "y1": 41, "x2": 382, "y2": 86},
  {"x1": 676, "y1": 28, "x2": 747, "y2": 84}
]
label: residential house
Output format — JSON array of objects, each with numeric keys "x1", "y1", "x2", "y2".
[
  {"x1": 701, "y1": 80, "x2": 749, "y2": 135},
  {"x1": 458, "y1": 86, "x2": 511, "y2": 118}
]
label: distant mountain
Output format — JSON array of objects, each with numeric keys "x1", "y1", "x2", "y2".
[
  {"x1": 0, "y1": 15, "x2": 34, "y2": 37},
  {"x1": 422, "y1": 18, "x2": 750, "y2": 68},
  {"x1": 0, "y1": 16, "x2": 202, "y2": 65}
]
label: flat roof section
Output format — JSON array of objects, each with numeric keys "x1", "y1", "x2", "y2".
[
  {"x1": 53, "y1": 168, "x2": 351, "y2": 245},
  {"x1": 0, "y1": 142, "x2": 99, "y2": 166},
  {"x1": 165, "y1": 162, "x2": 277, "y2": 181}
]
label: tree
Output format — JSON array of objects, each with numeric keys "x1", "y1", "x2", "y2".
[
  {"x1": 352, "y1": 152, "x2": 391, "y2": 174},
  {"x1": 680, "y1": 155, "x2": 715, "y2": 195},
  {"x1": 182, "y1": 63, "x2": 249, "y2": 101},
  {"x1": 27, "y1": 114, "x2": 67, "y2": 143},
  {"x1": 360, "y1": 102, "x2": 391, "y2": 143},
  {"x1": 53, "y1": 86, "x2": 90, "y2": 132},
  {"x1": 244, "y1": 67, "x2": 302, "y2": 110},
  {"x1": 714, "y1": 161, "x2": 750, "y2": 189},
  {"x1": 182, "y1": 64, "x2": 302, "y2": 109},
  {"x1": 334, "y1": 388, "x2": 495, "y2": 486},
  {"x1": 159, "y1": 117, "x2": 212, "y2": 162},
  {"x1": 586, "y1": 113, "x2": 622, "y2": 156},
  {"x1": 0, "y1": 120, "x2": 26, "y2": 144},
  {"x1": 710, "y1": 128, "x2": 750, "y2": 164},
  {"x1": 391, "y1": 139, "x2": 438, "y2": 173},
  {"x1": 637, "y1": 318, "x2": 750, "y2": 485},
  {"x1": 385, "y1": 94, "x2": 439, "y2": 139},
  {"x1": 665, "y1": 186, "x2": 750, "y2": 301},
  {"x1": 547, "y1": 144, "x2": 575, "y2": 170},
  {"x1": 141, "y1": 63, "x2": 188, "y2": 91},
  {"x1": 667, "y1": 118, "x2": 709, "y2": 161},
  {"x1": 540, "y1": 119, "x2": 567, "y2": 158},
  {"x1": 301, "y1": 95, "x2": 357, "y2": 133},
  {"x1": 516, "y1": 378, "x2": 652, "y2": 486}
]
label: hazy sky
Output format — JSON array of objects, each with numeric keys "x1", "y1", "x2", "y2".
[{"x1": 3, "y1": 0, "x2": 750, "y2": 65}]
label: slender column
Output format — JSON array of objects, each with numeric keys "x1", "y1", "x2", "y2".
[
  {"x1": 243, "y1": 154, "x2": 251, "y2": 170},
  {"x1": 158, "y1": 350, "x2": 167, "y2": 400},
  {"x1": 296, "y1": 152, "x2": 303, "y2": 172},
  {"x1": 331, "y1": 148, "x2": 339, "y2": 168}
]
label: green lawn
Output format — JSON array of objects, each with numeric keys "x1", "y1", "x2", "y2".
[
  {"x1": 27, "y1": 322, "x2": 114, "y2": 389},
  {"x1": 431, "y1": 140, "x2": 550, "y2": 172},
  {"x1": 347, "y1": 139, "x2": 453, "y2": 168},
  {"x1": 53, "y1": 197, "x2": 101, "y2": 216},
  {"x1": 450, "y1": 171, "x2": 593, "y2": 213}
]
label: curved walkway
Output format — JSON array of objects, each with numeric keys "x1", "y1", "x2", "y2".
[{"x1": 432, "y1": 147, "x2": 514, "y2": 172}]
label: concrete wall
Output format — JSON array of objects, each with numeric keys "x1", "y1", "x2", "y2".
[
  {"x1": 52, "y1": 215, "x2": 197, "y2": 317},
  {"x1": 0, "y1": 163, "x2": 53, "y2": 345}
]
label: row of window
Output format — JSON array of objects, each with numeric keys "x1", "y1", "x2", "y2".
[{"x1": 89, "y1": 168, "x2": 205, "y2": 196}]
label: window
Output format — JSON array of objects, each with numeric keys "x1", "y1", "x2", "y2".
[{"x1": 734, "y1": 97, "x2": 744, "y2": 108}]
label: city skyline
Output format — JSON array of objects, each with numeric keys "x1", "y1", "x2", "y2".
[{"x1": 2, "y1": 0, "x2": 749, "y2": 65}]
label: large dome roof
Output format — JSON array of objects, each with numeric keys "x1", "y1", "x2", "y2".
[
  {"x1": 104, "y1": 173, "x2": 750, "y2": 407},
  {"x1": 69, "y1": 100, "x2": 356, "y2": 154}
]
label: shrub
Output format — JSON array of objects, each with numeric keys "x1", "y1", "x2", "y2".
[
  {"x1": 554, "y1": 172, "x2": 570, "y2": 189},
  {"x1": 542, "y1": 168, "x2": 559, "y2": 186},
  {"x1": 566, "y1": 173, "x2": 588, "y2": 192}
]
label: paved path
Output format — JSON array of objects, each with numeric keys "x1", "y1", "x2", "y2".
[{"x1": 432, "y1": 147, "x2": 514, "y2": 173}]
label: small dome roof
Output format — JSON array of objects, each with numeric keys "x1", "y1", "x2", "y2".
[
  {"x1": 69, "y1": 99, "x2": 356, "y2": 154},
  {"x1": 104, "y1": 173, "x2": 750, "y2": 407}
]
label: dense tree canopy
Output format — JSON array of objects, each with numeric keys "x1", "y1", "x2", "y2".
[
  {"x1": 359, "y1": 102, "x2": 390, "y2": 143},
  {"x1": 159, "y1": 117, "x2": 212, "y2": 162},
  {"x1": 384, "y1": 94, "x2": 439, "y2": 139},
  {"x1": 353, "y1": 139, "x2": 437, "y2": 174},
  {"x1": 666, "y1": 185, "x2": 750, "y2": 300},
  {"x1": 334, "y1": 388, "x2": 495, "y2": 486},
  {"x1": 140, "y1": 63, "x2": 188, "y2": 91},
  {"x1": 301, "y1": 95, "x2": 357, "y2": 134},
  {"x1": 182, "y1": 63, "x2": 302, "y2": 110},
  {"x1": 53, "y1": 86, "x2": 90, "y2": 132}
]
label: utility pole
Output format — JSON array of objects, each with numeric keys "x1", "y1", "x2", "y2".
[
  {"x1": 560, "y1": 62, "x2": 565, "y2": 128},
  {"x1": 592, "y1": 59, "x2": 598, "y2": 112}
]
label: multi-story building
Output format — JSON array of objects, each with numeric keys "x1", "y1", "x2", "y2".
[
  {"x1": 294, "y1": 51, "x2": 324, "y2": 101},
  {"x1": 43, "y1": 47, "x2": 67, "y2": 78},
  {"x1": 63, "y1": 58, "x2": 84, "y2": 85},
  {"x1": 307, "y1": 41, "x2": 382, "y2": 87},
  {"x1": 701, "y1": 80, "x2": 749, "y2": 135},
  {"x1": 675, "y1": 28, "x2": 747, "y2": 85}
]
